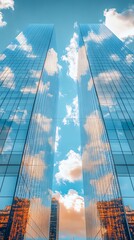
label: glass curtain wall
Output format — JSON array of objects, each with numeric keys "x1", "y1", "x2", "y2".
[
  {"x1": 0, "y1": 25, "x2": 59, "y2": 239},
  {"x1": 78, "y1": 24, "x2": 134, "y2": 240}
]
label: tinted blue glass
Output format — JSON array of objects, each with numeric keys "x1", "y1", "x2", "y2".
[
  {"x1": 0, "y1": 25, "x2": 59, "y2": 239},
  {"x1": 79, "y1": 24, "x2": 134, "y2": 239}
]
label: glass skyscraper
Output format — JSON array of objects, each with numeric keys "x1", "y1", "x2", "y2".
[
  {"x1": 0, "y1": 24, "x2": 59, "y2": 239},
  {"x1": 0, "y1": 22, "x2": 134, "y2": 240},
  {"x1": 78, "y1": 24, "x2": 134, "y2": 239}
]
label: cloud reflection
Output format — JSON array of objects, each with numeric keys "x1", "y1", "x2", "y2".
[{"x1": 53, "y1": 190, "x2": 86, "y2": 238}]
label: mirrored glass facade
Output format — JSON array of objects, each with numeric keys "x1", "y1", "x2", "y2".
[
  {"x1": 78, "y1": 24, "x2": 134, "y2": 239},
  {"x1": 0, "y1": 24, "x2": 59, "y2": 239}
]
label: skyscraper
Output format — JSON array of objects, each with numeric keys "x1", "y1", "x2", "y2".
[
  {"x1": 78, "y1": 24, "x2": 134, "y2": 239},
  {"x1": 49, "y1": 197, "x2": 59, "y2": 240},
  {"x1": 0, "y1": 24, "x2": 59, "y2": 239}
]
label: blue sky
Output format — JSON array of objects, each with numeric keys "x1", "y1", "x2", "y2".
[
  {"x1": 0, "y1": 0, "x2": 134, "y2": 239},
  {"x1": 0, "y1": 0, "x2": 134, "y2": 53}
]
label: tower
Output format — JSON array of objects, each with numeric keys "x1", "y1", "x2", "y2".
[
  {"x1": 0, "y1": 24, "x2": 59, "y2": 239},
  {"x1": 78, "y1": 24, "x2": 134, "y2": 239}
]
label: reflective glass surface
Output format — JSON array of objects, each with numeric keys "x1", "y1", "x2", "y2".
[
  {"x1": 0, "y1": 25, "x2": 59, "y2": 239},
  {"x1": 78, "y1": 24, "x2": 134, "y2": 239}
]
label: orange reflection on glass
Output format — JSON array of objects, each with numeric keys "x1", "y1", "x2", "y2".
[
  {"x1": 125, "y1": 206, "x2": 134, "y2": 238},
  {"x1": 0, "y1": 197, "x2": 30, "y2": 239},
  {"x1": 97, "y1": 198, "x2": 130, "y2": 239}
]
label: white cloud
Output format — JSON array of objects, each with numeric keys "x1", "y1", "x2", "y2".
[
  {"x1": 0, "y1": 67, "x2": 15, "y2": 89},
  {"x1": 0, "y1": 12, "x2": 6, "y2": 26},
  {"x1": 47, "y1": 93, "x2": 53, "y2": 98},
  {"x1": 30, "y1": 70, "x2": 41, "y2": 78},
  {"x1": 125, "y1": 36, "x2": 134, "y2": 46},
  {"x1": 55, "y1": 126, "x2": 61, "y2": 152},
  {"x1": 24, "y1": 151, "x2": 46, "y2": 180},
  {"x1": 88, "y1": 78, "x2": 93, "y2": 91},
  {"x1": 99, "y1": 97, "x2": 115, "y2": 107},
  {"x1": 110, "y1": 54, "x2": 120, "y2": 61},
  {"x1": 74, "y1": 21, "x2": 78, "y2": 29},
  {"x1": 41, "y1": 81, "x2": 50, "y2": 92},
  {"x1": 0, "y1": 53, "x2": 6, "y2": 61},
  {"x1": 82, "y1": 111, "x2": 109, "y2": 173},
  {"x1": 16, "y1": 32, "x2": 33, "y2": 52},
  {"x1": 98, "y1": 70, "x2": 121, "y2": 83},
  {"x1": 77, "y1": 46, "x2": 89, "y2": 81},
  {"x1": 84, "y1": 111, "x2": 109, "y2": 151},
  {"x1": 84, "y1": 25, "x2": 112, "y2": 44},
  {"x1": 58, "y1": 189, "x2": 84, "y2": 211},
  {"x1": 88, "y1": 70, "x2": 121, "y2": 107},
  {"x1": 62, "y1": 32, "x2": 78, "y2": 81},
  {"x1": 34, "y1": 114, "x2": 52, "y2": 133},
  {"x1": 89, "y1": 70, "x2": 121, "y2": 86},
  {"x1": 33, "y1": 80, "x2": 50, "y2": 94},
  {"x1": 2, "y1": 138, "x2": 13, "y2": 152},
  {"x1": 7, "y1": 32, "x2": 37, "y2": 57},
  {"x1": 7, "y1": 43, "x2": 17, "y2": 51},
  {"x1": 0, "y1": 0, "x2": 14, "y2": 10},
  {"x1": 26, "y1": 198, "x2": 50, "y2": 238},
  {"x1": 21, "y1": 82, "x2": 38, "y2": 94},
  {"x1": 90, "y1": 173, "x2": 114, "y2": 196},
  {"x1": 84, "y1": 111, "x2": 104, "y2": 138},
  {"x1": 21, "y1": 80, "x2": 50, "y2": 95},
  {"x1": 12, "y1": 109, "x2": 27, "y2": 124},
  {"x1": 62, "y1": 33, "x2": 88, "y2": 81},
  {"x1": 48, "y1": 136, "x2": 55, "y2": 151},
  {"x1": 44, "y1": 48, "x2": 62, "y2": 76},
  {"x1": 63, "y1": 96, "x2": 79, "y2": 126},
  {"x1": 126, "y1": 54, "x2": 134, "y2": 65},
  {"x1": 87, "y1": 70, "x2": 120, "y2": 107},
  {"x1": 82, "y1": 143, "x2": 106, "y2": 172},
  {"x1": 27, "y1": 53, "x2": 37, "y2": 59},
  {"x1": 7, "y1": 34, "x2": 36, "y2": 58},
  {"x1": 59, "y1": 91, "x2": 64, "y2": 98},
  {"x1": 0, "y1": 0, "x2": 14, "y2": 27},
  {"x1": 55, "y1": 150, "x2": 82, "y2": 183},
  {"x1": 104, "y1": 7, "x2": 134, "y2": 40},
  {"x1": 86, "y1": 201, "x2": 102, "y2": 238},
  {"x1": 78, "y1": 146, "x2": 81, "y2": 152},
  {"x1": 53, "y1": 190, "x2": 86, "y2": 237}
]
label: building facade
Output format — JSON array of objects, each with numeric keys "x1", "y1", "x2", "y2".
[
  {"x1": 78, "y1": 24, "x2": 134, "y2": 239},
  {"x1": 0, "y1": 25, "x2": 59, "y2": 239},
  {"x1": 49, "y1": 198, "x2": 59, "y2": 240}
]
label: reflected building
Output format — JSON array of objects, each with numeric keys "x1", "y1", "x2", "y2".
[
  {"x1": 78, "y1": 24, "x2": 134, "y2": 239},
  {"x1": 0, "y1": 197, "x2": 30, "y2": 239},
  {"x1": 49, "y1": 198, "x2": 59, "y2": 240},
  {"x1": 0, "y1": 25, "x2": 59, "y2": 239},
  {"x1": 97, "y1": 199, "x2": 134, "y2": 240},
  {"x1": 97, "y1": 198, "x2": 130, "y2": 239},
  {"x1": 125, "y1": 206, "x2": 134, "y2": 238}
]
